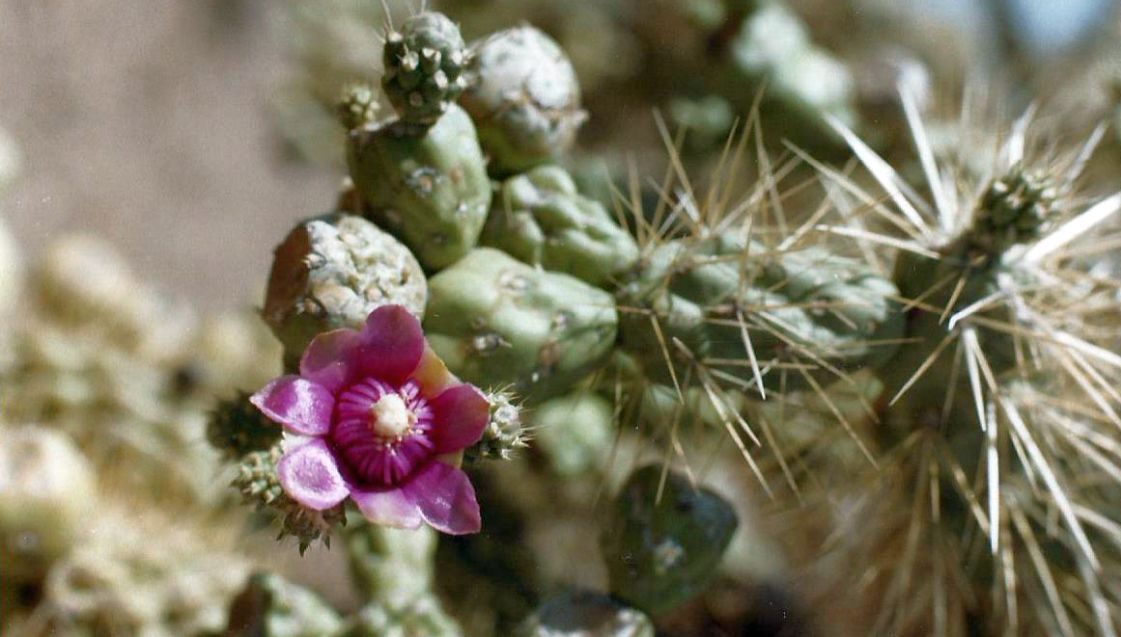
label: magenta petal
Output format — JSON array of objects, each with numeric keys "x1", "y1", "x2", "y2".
[
  {"x1": 300, "y1": 328, "x2": 364, "y2": 394},
  {"x1": 351, "y1": 486, "x2": 423, "y2": 529},
  {"x1": 428, "y1": 384, "x2": 490, "y2": 453},
  {"x1": 355, "y1": 305, "x2": 426, "y2": 385},
  {"x1": 402, "y1": 462, "x2": 481, "y2": 535},
  {"x1": 250, "y1": 376, "x2": 334, "y2": 436},
  {"x1": 276, "y1": 438, "x2": 349, "y2": 511}
]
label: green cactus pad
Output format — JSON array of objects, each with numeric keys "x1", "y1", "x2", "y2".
[
  {"x1": 618, "y1": 236, "x2": 903, "y2": 394},
  {"x1": 600, "y1": 465, "x2": 738, "y2": 616},
  {"x1": 424, "y1": 248, "x2": 617, "y2": 401},
  {"x1": 461, "y1": 26, "x2": 587, "y2": 175},
  {"x1": 347, "y1": 104, "x2": 491, "y2": 271},
  {"x1": 531, "y1": 390, "x2": 614, "y2": 476},
  {"x1": 382, "y1": 12, "x2": 470, "y2": 126},
  {"x1": 482, "y1": 165, "x2": 639, "y2": 287},
  {"x1": 517, "y1": 590, "x2": 655, "y2": 637}
]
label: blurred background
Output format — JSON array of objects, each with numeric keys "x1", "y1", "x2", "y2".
[{"x1": 1, "y1": 0, "x2": 1118, "y2": 311}]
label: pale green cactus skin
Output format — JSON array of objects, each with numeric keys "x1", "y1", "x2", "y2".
[
  {"x1": 530, "y1": 390, "x2": 614, "y2": 476},
  {"x1": 339, "y1": 595, "x2": 463, "y2": 637},
  {"x1": 0, "y1": 426, "x2": 96, "y2": 582},
  {"x1": 600, "y1": 465, "x2": 738, "y2": 616},
  {"x1": 482, "y1": 165, "x2": 639, "y2": 287},
  {"x1": 347, "y1": 103, "x2": 491, "y2": 270},
  {"x1": 461, "y1": 26, "x2": 587, "y2": 175},
  {"x1": 262, "y1": 212, "x2": 427, "y2": 369},
  {"x1": 344, "y1": 522, "x2": 438, "y2": 604},
  {"x1": 618, "y1": 236, "x2": 903, "y2": 393},
  {"x1": 424, "y1": 248, "x2": 618, "y2": 400},
  {"x1": 382, "y1": 12, "x2": 471, "y2": 126},
  {"x1": 226, "y1": 573, "x2": 344, "y2": 637},
  {"x1": 517, "y1": 590, "x2": 655, "y2": 637}
]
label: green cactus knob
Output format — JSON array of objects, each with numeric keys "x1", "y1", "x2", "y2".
[
  {"x1": 382, "y1": 12, "x2": 470, "y2": 126},
  {"x1": 226, "y1": 572, "x2": 344, "y2": 637},
  {"x1": 424, "y1": 248, "x2": 618, "y2": 401},
  {"x1": 482, "y1": 165, "x2": 639, "y2": 287},
  {"x1": 337, "y1": 83, "x2": 380, "y2": 131},
  {"x1": 618, "y1": 236, "x2": 902, "y2": 394},
  {"x1": 206, "y1": 393, "x2": 283, "y2": 460},
  {"x1": 969, "y1": 163, "x2": 1057, "y2": 254},
  {"x1": 461, "y1": 26, "x2": 587, "y2": 175},
  {"x1": 517, "y1": 590, "x2": 655, "y2": 637},
  {"x1": 600, "y1": 465, "x2": 738, "y2": 616},
  {"x1": 339, "y1": 595, "x2": 463, "y2": 637},
  {"x1": 0, "y1": 426, "x2": 96, "y2": 582},
  {"x1": 346, "y1": 103, "x2": 491, "y2": 270},
  {"x1": 262, "y1": 212, "x2": 427, "y2": 369},
  {"x1": 531, "y1": 391, "x2": 614, "y2": 476},
  {"x1": 466, "y1": 389, "x2": 529, "y2": 462}
]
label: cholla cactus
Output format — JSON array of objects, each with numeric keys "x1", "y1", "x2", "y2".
[
  {"x1": 382, "y1": 12, "x2": 471, "y2": 125},
  {"x1": 337, "y1": 83, "x2": 381, "y2": 131},
  {"x1": 466, "y1": 388, "x2": 530, "y2": 462}
]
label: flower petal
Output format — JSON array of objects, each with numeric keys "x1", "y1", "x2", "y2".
[
  {"x1": 355, "y1": 305, "x2": 426, "y2": 385},
  {"x1": 300, "y1": 328, "x2": 364, "y2": 394},
  {"x1": 411, "y1": 345, "x2": 459, "y2": 397},
  {"x1": 402, "y1": 462, "x2": 481, "y2": 535},
  {"x1": 250, "y1": 376, "x2": 334, "y2": 436},
  {"x1": 276, "y1": 438, "x2": 349, "y2": 511},
  {"x1": 350, "y1": 486, "x2": 423, "y2": 530},
  {"x1": 428, "y1": 384, "x2": 490, "y2": 453}
]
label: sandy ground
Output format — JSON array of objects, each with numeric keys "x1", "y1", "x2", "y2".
[{"x1": 0, "y1": 0, "x2": 338, "y2": 311}]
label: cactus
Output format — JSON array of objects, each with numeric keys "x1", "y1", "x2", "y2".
[
  {"x1": 337, "y1": 83, "x2": 381, "y2": 131},
  {"x1": 0, "y1": 426, "x2": 96, "y2": 582},
  {"x1": 517, "y1": 590, "x2": 655, "y2": 637},
  {"x1": 226, "y1": 572, "x2": 344, "y2": 637},
  {"x1": 207, "y1": 392, "x2": 283, "y2": 460},
  {"x1": 482, "y1": 165, "x2": 639, "y2": 286},
  {"x1": 382, "y1": 12, "x2": 471, "y2": 126},
  {"x1": 530, "y1": 390, "x2": 614, "y2": 476},
  {"x1": 461, "y1": 26, "x2": 587, "y2": 174},
  {"x1": 262, "y1": 212, "x2": 427, "y2": 368},
  {"x1": 424, "y1": 248, "x2": 618, "y2": 401},
  {"x1": 600, "y1": 465, "x2": 738, "y2": 616},
  {"x1": 339, "y1": 595, "x2": 463, "y2": 637},
  {"x1": 618, "y1": 235, "x2": 902, "y2": 394},
  {"x1": 347, "y1": 103, "x2": 491, "y2": 270},
  {"x1": 466, "y1": 389, "x2": 530, "y2": 462}
]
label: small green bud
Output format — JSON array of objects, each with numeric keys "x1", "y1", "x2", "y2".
[
  {"x1": 226, "y1": 572, "x2": 344, "y2": 637},
  {"x1": 462, "y1": 26, "x2": 587, "y2": 174},
  {"x1": 517, "y1": 590, "x2": 655, "y2": 637},
  {"x1": 971, "y1": 163, "x2": 1057, "y2": 254},
  {"x1": 206, "y1": 393, "x2": 282, "y2": 460},
  {"x1": 347, "y1": 104, "x2": 491, "y2": 270},
  {"x1": 466, "y1": 389, "x2": 529, "y2": 462},
  {"x1": 382, "y1": 12, "x2": 470, "y2": 126},
  {"x1": 600, "y1": 465, "x2": 738, "y2": 616},
  {"x1": 424, "y1": 248, "x2": 618, "y2": 401},
  {"x1": 482, "y1": 165, "x2": 639, "y2": 286},
  {"x1": 337, "y1": 83, "x2": 380, "y2": 131},
  {"x1": 263, "y1": 213, "x2": 427, "y2": 369}
]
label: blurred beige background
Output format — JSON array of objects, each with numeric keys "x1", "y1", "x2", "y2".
[{"x1": 0, "y1": 0, "x2": 337, "y2": 311}]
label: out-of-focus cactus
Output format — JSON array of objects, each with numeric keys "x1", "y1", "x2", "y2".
[
  {"x1": 337, "y1": 83, "x2": 381, "y2": 132},
  {"x1": 344, "y1": 522, "x2": 438, "y2": 603},
  {"x1": 618, "y1": 235, "x2": 902, "y2": 394},
  {"x1": 226, "y1": 572, "x2": 344, "y2": 637},
  {"x1": 340, "y1": 594, "x2": 462, "y2": 637},
  {"x1": 466, "y1": 389, "x2": 529, "y2": 462},
  {"x1": 517, "y1": 590, "x2": 655, "y2": 637},
  {"x1": 347, "y1": 104, "x2": 491, "y2": 270},
  {"x1": 461, "y1": 26, "x2": 587, "y2": 175},
  {"x1": 207, "y1": 393, "x2": 283, "y2": 460},
  {"x1": 482, "y1": 165, "x2": 639, "y2": 286},
  {"x1": 600, "y1": 465, "x2": 738, "y2": 616},
  {"x1": 424, "y1": 248, "x2": 618, "y2": 400},
  {"x1": 262, "y1": 212, "x2": 427, "y2": 368},
  {"x1": 531, "y1": 390, "x2": 614, "y2": 476},
  {"x1": 382, "y1": 12, "x2": 471, "y2": 126},
  {"x1": 0, "y1": 426, "x2": 96, "y2": 582},
  {"x1": 969, "y1": 163, "x2": 1057, "y2": 254}
]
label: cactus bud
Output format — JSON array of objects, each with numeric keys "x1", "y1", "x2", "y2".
[
  {"x1": 482, "y1": 165, "x2": 639, "y2": 286},
  {"x1": 970, "y1": 163, "x2": 1057, "y2": 254},
  {"x1": 424, "y1": 248, "x2": 618, "y2": 401},
  {"x1": 600, "y1": 465, "x2": 738, "y2": 616},
  {"x1": 466, "y1": 389, "x2": 529, "y2": 462},
  {"x1": 263, "y1": 213, "x2": 426, "y2": 369},
  {"x1": 517, "y1": 590, "x2": 656, "y2": 637},
  {"x1": 462, "y1": 26, "x2": 587, "y2": 174},
  {"x1": 382, "y1": 12, "x2": 470, "y2": 126},
  {"x1": 0, "y1": 426, "x2": 97, "y2": 581},
  {"x1": 346, "y1": 104, "x2": 492, "y2": 270},
  {"x1": 336, "y1": 83, "x2": 380, "y2": 131}
]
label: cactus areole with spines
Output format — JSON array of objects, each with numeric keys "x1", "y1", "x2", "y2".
[{"x1": 382, "y1": 12, "x2": 471, "y2": 126}]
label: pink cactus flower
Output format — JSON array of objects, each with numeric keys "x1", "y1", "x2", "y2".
[{"x1": 250, "y1": 305, "x2": 488, "y2": 535}]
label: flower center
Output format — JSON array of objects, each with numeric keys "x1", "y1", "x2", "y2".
[{"x1": 369, "y1": 393, "x2": 416, "y2": 439}]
